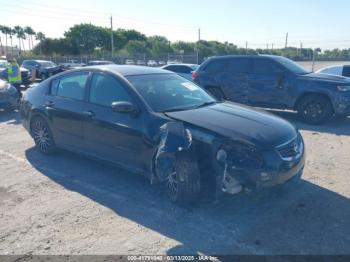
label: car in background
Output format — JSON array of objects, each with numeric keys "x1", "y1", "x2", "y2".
[
  {"x1": 87, "y1": 61, "x2": 115, "y2": 66},
  {"x1": 60, "y1": 60, "x2": 86, "y2": 71},
  {"x1": 136, "y1": 60, "x2": 146, "y2": 66},
  {"x1": 22, "y1": 60, "x2": 62, "y2": 81},
  {"x1": 147, "y1": 60, "x2": 158, "y2": 67},
  {"x1": 20, "y1": 65, "x2": 305, "y2": 205},
  {"x1": 193, "y1": 55, "x2": 350, "y2": 124},
  {"x1": 316, "y1": 65, "x2": 350, "y2": 78},
  {"x1": 0, "y1": 79, "x2": 20, "y2": 111},
  {"x1": 125, "y1": 59, "x2": 135, "y2": 65},
  {"x1": 0, "y1": 59, "x2": 31, "y2": 88},
  {"x1": 158, "y1": 61, "x2": 166, "y2": 66},
  {"x1": 162, "y1": 63, "x2": 199, "y2": 81},
  {"x1": 167, "y1": 60, "x2": 181, "y2": 65}
]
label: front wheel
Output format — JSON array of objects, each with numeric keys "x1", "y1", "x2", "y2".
[
  {"x1": 31, "y1": 117, "x2": 56, "y2": 154},
  {"x1": 166, "y1": 150, "x2": 201, "y2": 206},
  {"x1": 297, "y1": 95, "x2": 333, "y2": 124}
]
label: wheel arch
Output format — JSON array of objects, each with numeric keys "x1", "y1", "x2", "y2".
[{"x1": 294, "y1": 92, "x2": 334, "y2": 113}]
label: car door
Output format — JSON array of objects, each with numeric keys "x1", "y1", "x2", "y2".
[
  {"x1": 83, "y1": 72, "x2": 145, "y2": 172},
  {"x1": 247, "y1": 58, "x2": 289, "y2": 107},
  {"x1": 47, "y1": 71, "x2": 90, "y2": 151},
  {"x1": 221, "y1": 58, "x2": 251, "y2": 103}
]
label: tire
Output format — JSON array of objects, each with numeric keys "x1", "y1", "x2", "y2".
[
  {"x1": 297, "y1": 94, "x2": 333, "y2": 124},
  {"x1": 30, "y1": 116, "x2": 56, "y2": 154},
  {"x1": 166, "y1": 150, "x2": 201, "y2": 206},
  {"x1": 207, "y1": 87, "x2": 225, "y2": 101}
]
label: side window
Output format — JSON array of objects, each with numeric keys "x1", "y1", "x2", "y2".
[
  {"x1": 343, "y1": 66, "x2": 350, "y2": 77},
  {"x1": 165, "y1": 65, "x2": 177, "y2": 72},
  {"x1": 89, "y1": 73, "x2": 132, "y2": 107},
  {"x1": 227, "y1": 58, "x2": 251, "y2": 73},
  {"x1": 55, "y1": 72, "x2": 89, "y2": 100},
  {"x1": 179, "y1": 66, "x2": 192, "y2": 74},
  {"x1": 253, "y1": 59, "x2": 282, "y2": 74},
  {"x1": 204, "y1": 59, "x2": 227, "y2": 73}
]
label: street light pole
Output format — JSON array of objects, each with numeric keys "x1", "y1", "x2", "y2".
[{"x1": 110, "y1": 15, "x2": 114, "y2": 58}]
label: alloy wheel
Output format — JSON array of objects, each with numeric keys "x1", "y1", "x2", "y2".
[{"x1": 32, "y1": 119, "x2": 52, "y2": 152}]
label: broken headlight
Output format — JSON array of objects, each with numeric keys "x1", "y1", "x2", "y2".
[{"x1": 216, "y1": 142, "x2": 264, "y2": 169}]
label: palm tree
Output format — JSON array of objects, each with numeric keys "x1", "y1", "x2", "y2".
[
  {"x1": 9, "y1": 28, "x2": 14, "y2": 55},
  {"x1": 0, "y1": 26, "x2": 3, "y2": 55},
  {"x1": 36, "y1": 32, "x2": 46, "y2": 55},
  {"x1": 3, "y1": 26, "x2": 12, "y2": 53},
  {"x1": 13, "y1": 25, "x2": 22, "y2": 52},
  {"x1": 24, "y1": 26, "x2": 35, "y2": 51}
]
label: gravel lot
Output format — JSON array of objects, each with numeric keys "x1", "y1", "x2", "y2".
[{"x1": 0, "y1": 110, "x2": 349, "y2": 255}]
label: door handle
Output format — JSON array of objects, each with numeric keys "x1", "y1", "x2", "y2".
[
  {"x1": 45, "y1": 101, "x2": 55, "y2": 107},
  {"x1": 83, "y1": 110, "x2": 95, "y2": 118}
]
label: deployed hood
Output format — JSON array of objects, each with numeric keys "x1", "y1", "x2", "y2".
[
  {"x1": 299, "y1": 72, "x2": 350, "y2": 83},
  {"x1": 165, "y1": 102, "x2": 297, "y2": 149}
]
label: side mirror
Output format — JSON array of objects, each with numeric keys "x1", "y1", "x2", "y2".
[{"x1": 111, "y1": 101, "x2": 140, "y2": 116}]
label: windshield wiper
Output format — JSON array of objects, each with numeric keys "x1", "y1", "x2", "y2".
[{"x1": 194, "y1": 101, "x2": 217, "y2": 109}]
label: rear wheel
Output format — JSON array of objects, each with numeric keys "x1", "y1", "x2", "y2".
[
  {"x1": 297, "y1": 94, "x2": 332, "y2": 124},
  {"x1": 166, "y1": 150, "x2": 201, "y2": 206},
  {"x1": 31, "y1": 117, "x2": 56, "y2": 154},
  {"x1": 207, "y1": 87, "x2": 225, "y2": 101}
]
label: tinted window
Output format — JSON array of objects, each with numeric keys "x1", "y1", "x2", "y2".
[
  {"x1": 253, "y1": 59, "x2": 282, "y2": 74},
  {"x1": 205, "y1": 59, "x2": 226, "y2": 73},
  {"x1": 343, "y1": 66, "x2": 350, "y2": 77},
  {"x1": 54, "y1": 73, "x2": 89, "y2": 100},
  {"x1": 271, "y1": 56, "x2": 309, "y2": 75},
  {"x1": 89, "y1": 73, "x2": 132, "y2": 107},
  {"x1": 228, "y1": 58, "x2": 251, "y2": 73}
]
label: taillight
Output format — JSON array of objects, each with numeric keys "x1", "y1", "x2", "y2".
[{"x1": 192, "y1": 71, "x2": 199, "y2": 80}]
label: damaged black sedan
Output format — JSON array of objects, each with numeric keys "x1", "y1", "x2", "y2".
[{"x1": 20, "y1": 65, "x2": 305, "y2": 205}]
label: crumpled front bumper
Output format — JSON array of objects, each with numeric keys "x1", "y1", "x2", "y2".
[
  {"x1": 216, "y1": 138, "x2": 306, "y2": 194},
  {"x1": 0, "y1": 88, "x2": 20, "y2": 109}
]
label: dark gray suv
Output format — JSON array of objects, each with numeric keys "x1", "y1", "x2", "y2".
[{"x1": 193, "y1": 55, "x2": 350, "y2": 124}]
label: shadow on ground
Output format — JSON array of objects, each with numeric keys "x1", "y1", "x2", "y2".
[
  {"x1": 267, "y1": 110, "x2": 350, "y2": 136},
  {"x1": 25, "y1": 147, "x2": 350, "y2": 255},
  {"x1": 0, "y1": 110, "x2": 21, "y2": 125}
]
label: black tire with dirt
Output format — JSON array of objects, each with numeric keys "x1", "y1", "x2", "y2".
[
  {"x1": 207, "y1": 87, "x2": 225, "y2": 101},
  {"x1": 297, "y1": 94, "x2": 333, "y2": 124},
  {"x1": 166, "y1": 150, "x2": 201, "y2": 206},
  {"x1": 30, "y1": 116, "x2": 56, "y2": 154}
]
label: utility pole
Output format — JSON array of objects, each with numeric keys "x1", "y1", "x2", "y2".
[
  {"x1": 110, "y1": 15, "x2": 114, "y2": 58},
  {"x1": 198, "y1": 28, "x2": 201, "y2": 42},
  {"x1": 245, "y1": 41, "x2": 248, "y2": 55},
  {"x1": 272, "y1": 43, "x2": 274, "y2": 50},
  {"x1": 285, "y1": 32, "x2": 288, "y2": 49}
]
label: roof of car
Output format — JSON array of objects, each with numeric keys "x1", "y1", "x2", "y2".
[
  {"x1": 163, "y1": 63, "x2": 198, "y2": 67},
  {"x1": 208, "y1": 54, "x2": 282, "y2": 60},
  {"x1": 23, "y1": 59, "x2": 52, "y2": 63},
  {"x1": 85, "y1": 65, "x2": 172, "y2": 76}
]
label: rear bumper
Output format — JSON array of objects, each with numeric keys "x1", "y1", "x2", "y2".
[{"x1": 0, "y1": 90, "x2": 20, "y2": 109}]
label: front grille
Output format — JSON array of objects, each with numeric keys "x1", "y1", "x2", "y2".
[{"x1": 276, "y1": 135, "x2": 303, "y2": 161}]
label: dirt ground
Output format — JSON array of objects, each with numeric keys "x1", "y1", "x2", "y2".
[{"x1": 0, "y1": 110, "x2": 349, "y2": 255}]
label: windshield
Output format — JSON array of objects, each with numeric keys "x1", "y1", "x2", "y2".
[
  {"x1": 39, "y1": 61, "x2": 57, "y2": 67},
  {"x1": 271, "y1": 56, "x2": 309, "y2": 75},
  {"x1": 0, "y1": 60, "x2": 9, "y2": 68},
  {"x1": 127, "y1": 74, "x2": 216, "y2": 112}
]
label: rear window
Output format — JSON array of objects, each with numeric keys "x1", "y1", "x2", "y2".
[
  {"x1": 343, "y1": 66, "x2": 350, "y2": 77},
  {"x1": 204, "y1": 59, "x2": 227, "y2": 73}
]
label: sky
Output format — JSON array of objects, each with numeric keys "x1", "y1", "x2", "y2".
[{"x1": 0, "y1": 0, "x2": 349, "y2": 50}]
